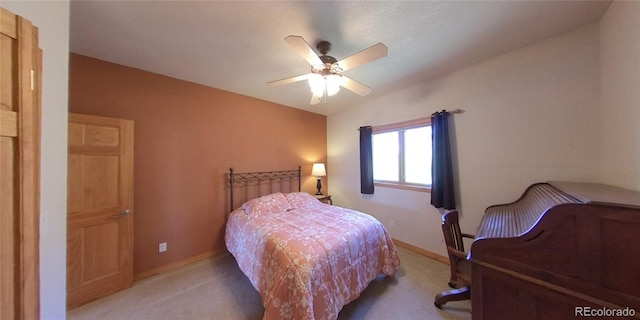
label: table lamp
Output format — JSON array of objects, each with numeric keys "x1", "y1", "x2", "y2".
[{"x1": 311, "y1": 163, "x2": 326, "y2": 195}]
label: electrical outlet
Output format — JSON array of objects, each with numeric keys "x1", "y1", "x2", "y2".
[{"x1": 159, "y1": 242, "x2": 167, "y2": 253}]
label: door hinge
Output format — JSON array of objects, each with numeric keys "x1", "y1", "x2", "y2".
[{"x1": 30, "y1": 69, "x2": 34, "y2": 91}]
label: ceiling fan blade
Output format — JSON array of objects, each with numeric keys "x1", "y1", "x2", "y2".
[
  {"x1": 267, "y1": 74, "x2": 310, "y2": 87},
  {"x1": 342, "y1": 77, "x2": 372, "y2": 96},
  {"x1": 336, "y1": 43, "x2": 388, "y2": 72},
  {"x1": 285, "y1": 35, "x2": 323, "y2": 66},
  {"x1": 310, "y1": 93, "x2": 322, "y2": 105}
]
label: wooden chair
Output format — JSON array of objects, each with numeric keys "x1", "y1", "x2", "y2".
[{"x1": 434, "y1": 210, "x2": 474, "y2": 309}]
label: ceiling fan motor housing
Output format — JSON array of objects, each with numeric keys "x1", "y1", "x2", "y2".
[
  {"x1": 320, "y1": 55, "x2": 337, "y2": 65},
  {"x1": 316, "y1": 40, "x2": 332, "y2": 55},
  {"x1": 316, "y1": 40, "x2": 339, "y2": 71}
]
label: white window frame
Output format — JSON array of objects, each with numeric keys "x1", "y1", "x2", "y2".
[{"x1": 372, "y1": 117, "x2": 432, "y2": 193}]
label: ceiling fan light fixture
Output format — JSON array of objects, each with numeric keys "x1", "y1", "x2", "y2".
[
  {"x1": 309, "y1": 73, "x2": 325, "y2": 96},
  {"x1": 309, "y1": 73, "x2": 342, "y2": 97},
  {"x1": 326, "y1": 74, "x2": 342, "y2": 96}
]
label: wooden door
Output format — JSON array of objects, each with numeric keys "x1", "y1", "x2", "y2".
[
  {"x1": 1, "y1": 8, "x2": 42, "y2": 320},
  {"x1": 67, "y1": 113, "x2": 134, "y2": 309}
]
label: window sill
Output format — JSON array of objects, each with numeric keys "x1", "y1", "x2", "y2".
[{"x1": 374, "y1": 182, "x2": 431, "y2": 193}]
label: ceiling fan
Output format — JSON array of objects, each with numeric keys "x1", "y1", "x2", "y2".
[{"x1": 267, "y1": 35, "x2": 388, "y2": 105}]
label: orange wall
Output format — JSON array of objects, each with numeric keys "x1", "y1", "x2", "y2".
[{"x1": 69, "y1": 54, "x2": 327, "y2": 275}]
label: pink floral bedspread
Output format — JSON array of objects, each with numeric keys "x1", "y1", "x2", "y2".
[{"x1": 225, "y1": 199, "x2": 400, "y2": 320}]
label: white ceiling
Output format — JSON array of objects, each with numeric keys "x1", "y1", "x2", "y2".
[{"x1": 70, "y1": 1, "x2": 611, "y2": 116}]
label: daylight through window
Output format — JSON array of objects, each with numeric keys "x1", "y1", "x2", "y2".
[{"x1": 372, "y1": 118, "x2": 432, "y2": 190}]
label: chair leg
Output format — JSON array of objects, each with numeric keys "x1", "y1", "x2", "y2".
[
  {"x1": 434, "y1": 286, "x2": 471, "y2": 309},
  {"x1": 448, "y1": 277, "x2": 465, "y2": 289}
]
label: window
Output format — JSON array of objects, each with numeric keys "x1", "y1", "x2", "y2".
[{"x1": 372, "y1": 118, "x2": 431, "y2": 191}]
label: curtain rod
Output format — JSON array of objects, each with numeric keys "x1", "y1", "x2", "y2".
[
  {"x1": 358, "y1": 109, "x2": 465, "y2": 131},
  {"x1": 432, "y1": 108, "x2": 465, "y2": 115}
]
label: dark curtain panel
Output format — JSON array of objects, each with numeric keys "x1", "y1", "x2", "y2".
[
  {"x1": 431, "y1": 111, "x2": 456, "y2": 209},
  {"x1": 359, "y1": 126, "x2": 375, "y2": 194}
]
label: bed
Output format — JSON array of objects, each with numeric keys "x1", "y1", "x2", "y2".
[{"x1": 224, "y1": 167, "x2": 400, "y2": 320}]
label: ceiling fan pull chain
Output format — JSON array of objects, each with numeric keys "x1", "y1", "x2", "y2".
[{"x1": 324, "y1": 83, "x2": 328, "y2": 104}]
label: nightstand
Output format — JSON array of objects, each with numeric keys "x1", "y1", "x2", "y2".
[{"x1": 314, "y1": 194, "x2": 333, "y2": 205}]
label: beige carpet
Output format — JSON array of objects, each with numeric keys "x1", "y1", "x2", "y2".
[{"x1": 68, "y1": 246, "x2": 471, "y2": 320}]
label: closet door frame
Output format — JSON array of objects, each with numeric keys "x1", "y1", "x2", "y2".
[{"x1": 0, "y1": 7, "x2": 42, "y2": 320}]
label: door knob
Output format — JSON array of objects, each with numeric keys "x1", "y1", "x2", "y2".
[{"x1": 119, "y1": 209, "x2": 130, "y2": 217}]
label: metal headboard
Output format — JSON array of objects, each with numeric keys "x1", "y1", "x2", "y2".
[{"x1": 229, "y1": 166, "x2": 301, "y2": 212}]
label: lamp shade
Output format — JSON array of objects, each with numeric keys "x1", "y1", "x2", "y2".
[{"x1": 311, "y1": 163, "x2": 326, "y2": 177}]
